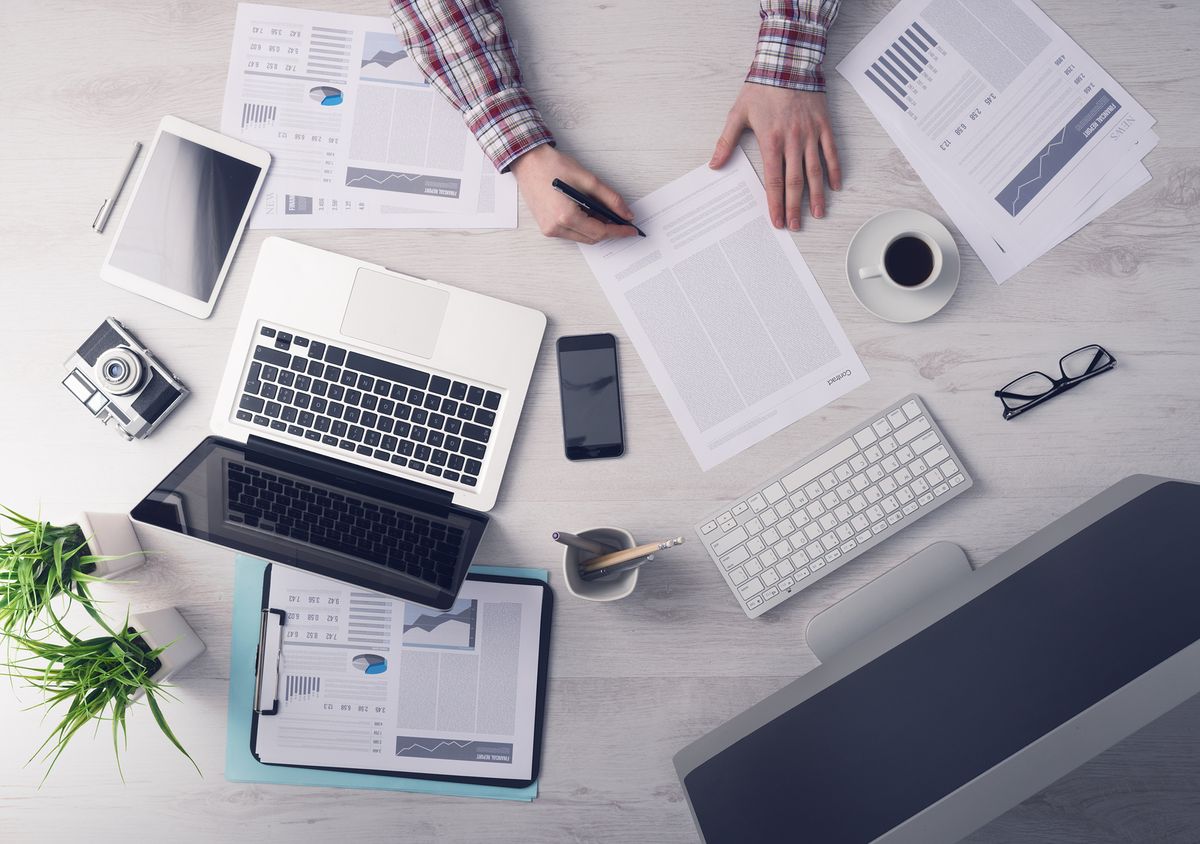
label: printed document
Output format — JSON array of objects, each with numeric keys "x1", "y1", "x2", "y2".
[
  {"x1": 837, "y1": 0, "x2": 1156, "y2": 283},
  {"x1": 221, "y1": 4, "x2": 516, "y2": 230},
  {"x1": 254, "y1": 565, "x2": 544, "y2": 782},
  {"x1": 580, "y1": 147, "x2": 867, "y2": 471}
]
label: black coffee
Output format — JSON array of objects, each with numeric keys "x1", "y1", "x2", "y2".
[{"x1": 883, "y1": 236, "x2": 935, "y2": 287}]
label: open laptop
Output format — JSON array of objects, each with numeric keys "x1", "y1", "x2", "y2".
[{"x1": 131, "y1": 237, "x2": 546, "y2": 609}]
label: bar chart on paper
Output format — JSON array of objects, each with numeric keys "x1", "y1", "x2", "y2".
[{"x1": 863, "y1": 21, "x2": 942, "y2": 112}]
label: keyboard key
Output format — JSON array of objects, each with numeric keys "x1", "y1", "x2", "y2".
[
  {"x1": 430, "y1": 375, "x2": 451, "y2": 395},
  {"x1": 872, "y1": 419, "x2": 891, "y2": 437},
  {"x1": 332, "y1": 421, "x2": 348, "y2": 437},
  {"x1": 712, "y1": 526, "x2": 748, "y2": 556},
  {"x1": 746, "y1": 537, "x2": 765, "y2": 555},
  {"x1": 465, "y1": 459, "x2": 482, "y2": 476},
  {"x1": 270, "y1": 420, "x2": 286, "y2": 431},
  {"x1": 466, "y1": 386, "x2": 485, "y2": 405},
  {"x1": 720, "y1": 546, "x2": 750, "y2": 568},
  {"x1": 763, "y1": 482, "x2": 785, "y2": 503},
  {"x1": 925, "y1": 445, "x2": 950, "y2": 467},
  {"x1": 483, "y1": 391, "x2": 501, "y2": 410},
  {"x1": 346, "y1": 351, "x2": 429, "y2": 389},
  {"x1": 820, "y1": 472, "x2": 837, "y2": 491},
  {"x1": 450, "y1": 381, "x2": 468, "y2": 399},
  {"x1": 265, "y1": 401, "x2": 282, "y2": 418},
  {"x1": 745, "y1": 558, "x2": 763, "y2": 576},
  {"x1": 461, "y1": 423, "x2": 491, "y2": 444},
  {"x1": 424, "y1": 394, "x2": 441, "y2": 411},
  {"x1": 902, "y1": 399, "x2": 921, "y2": 419},
  {"x1": 854, "y1": 428, "x2": 877, "y2": 447},
  {"x1": 949, "y1": 473, "x2": 965, "y2": 487},
  {"x1": 834, "y1": 464, "x2": 852, "y2": 482},
  {"x1": 895, "y1": 416, "x2": 931, "y2": 444},
  {"x1": 287, "y1": 424, "x2": 303, "y2": 436},
  {"x1": 729, "y1": 566, "x2": 748, "y2": 585},
  {"x1": 737, "y1": 577, "x2": 764, "y2": 599},
  {"x1": 240, "y1": 395, "x2": 265, "y2": 413},
  {"x1": 457, "y1": 404, "x2": 474, "y2": 421},
  {"x1": 746, "y1": 595, "x2": 764, "y2": 610},
  {"x1": 762, "y1": 586, "x2": 779, "y2": 601},
  {"x1": 282, "y1": 406, "x2": 298, "y2": 423},
  {"x1": 260, "y1": 326, "x2": 276, "y2": 338},
  {"x1": 290, "y1": 356, "x2": 307, "y2": 373},
  {"x1": 236, "y1": 410, "x2": 253, "y2": 422},
  {"x1": 474, "y1": 408, "x2": 496, "y2": 427},
  {"x1": 253, "y1": 345, "x2": 290, "y2": 367},
  {"x1": 911, "y1": 430, "x2": 940, "y2": 455}
]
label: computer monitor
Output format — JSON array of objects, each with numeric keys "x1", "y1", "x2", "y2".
[{"x1": 675, "y1": 475, "x2": 1200, "y2": 844}]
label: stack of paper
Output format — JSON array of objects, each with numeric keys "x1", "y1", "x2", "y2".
[
  {"x1": 220, "y1": 4, "x2": 516, "y2": 230},
  {"x1": 837, "y1": 0, "x2": 1156, "y2": 283}
]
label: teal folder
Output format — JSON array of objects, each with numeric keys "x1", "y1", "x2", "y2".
[{"x1": 225, "y1": 554, "x2": 543, "y2": 801}]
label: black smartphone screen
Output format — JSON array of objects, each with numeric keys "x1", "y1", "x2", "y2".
[{"x1": 556, "y1": 334, "x2": 624, "y2": 460}]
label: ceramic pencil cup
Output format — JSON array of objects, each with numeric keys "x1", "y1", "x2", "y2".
[{"x1": 562, "y1": 527, "x2": 639, "y2": 602}]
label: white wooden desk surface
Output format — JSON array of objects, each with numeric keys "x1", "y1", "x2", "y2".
[{"x1": 2, "y1": 0, "x2": 1199, "y2": 841}]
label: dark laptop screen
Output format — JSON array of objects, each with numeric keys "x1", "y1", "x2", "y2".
[
  {"x1": 131, "y1": 436, "x2": 487, "y2": 609},
  {"x1": 684, "y1": 482, "x2": 1200, "y2": 843}
]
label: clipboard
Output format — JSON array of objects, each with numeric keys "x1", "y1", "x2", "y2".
[{"x1": 227, "y1": 555, "x2": 550, "y2": 799}]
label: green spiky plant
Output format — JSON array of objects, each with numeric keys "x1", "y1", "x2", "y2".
[
  {"x1": 0, "y1": 507, "x2": 197, "y2": 780},
  {"x1": 5, "y1": 608, "x2": 198, "y2": 782},
  {"x1": 0, "y1": 508, "x2": 108, "y2": 637}
]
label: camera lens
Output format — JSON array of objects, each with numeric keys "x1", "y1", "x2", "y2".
[{"x1": 95, "y1": 346, "x2": 145, "y2": 396}]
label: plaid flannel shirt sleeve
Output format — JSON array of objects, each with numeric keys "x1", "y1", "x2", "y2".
[
  {"x1": 389, "y1": 0, "x2": 554, "y2": 172},
  {"x1": 747, "y1": 0, "x2": 842, "y2": 92}
]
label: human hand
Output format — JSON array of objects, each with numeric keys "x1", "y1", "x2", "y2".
[
  {"x1": 510, "y1": 145, "x2": 640, "y2": 244},
  {"x1": 710, "y1": 84, "x2": 843, "y2": 231}
]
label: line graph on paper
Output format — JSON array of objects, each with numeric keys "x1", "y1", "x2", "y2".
[
  {"x1": 344, "y1": 166, "x2": 462, "y2": 199},
  {"x1": 394, "y1": 736, "x2": 513, "y2": 763}
]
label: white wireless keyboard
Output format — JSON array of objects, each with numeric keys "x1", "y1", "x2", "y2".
[{"x1": 696, "y1": 395, "x2": 974, "y2": 618}]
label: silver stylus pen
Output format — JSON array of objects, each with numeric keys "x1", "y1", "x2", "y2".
[{"x1": 92, "y1": 141, "x2": 143, "y2": 234}]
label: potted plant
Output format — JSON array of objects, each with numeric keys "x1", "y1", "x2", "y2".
[
  {"x1": 5, "y1": 605, "x2": 205, "y2": 779},
  {"x1": 0, "y1": 507, "x2": 145, "y2": 636}
]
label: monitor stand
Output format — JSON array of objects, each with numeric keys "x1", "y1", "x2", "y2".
[{"x1": 806, "y1": 541, "x2": 973, "y2": 664}]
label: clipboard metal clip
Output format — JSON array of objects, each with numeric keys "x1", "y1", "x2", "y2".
[{"x1": 254, "y1": 608, "x2": 286, "y2": 716}]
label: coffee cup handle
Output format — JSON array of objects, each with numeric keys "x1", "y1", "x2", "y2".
[{"x1": 858, "y1": 265, "x2": 884, "y2": 281}]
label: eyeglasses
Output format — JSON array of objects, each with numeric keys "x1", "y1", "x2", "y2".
[{"x1": 994, "y1": 344, "x2": 1116, "y2": 421}]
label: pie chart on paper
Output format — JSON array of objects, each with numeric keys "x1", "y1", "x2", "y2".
[
  {"x1": 352, "y1": 653, "x2": 387, "y2": 674},
  {"x1": 309, "y1": 85, "x2": 343, "y2": 106}
]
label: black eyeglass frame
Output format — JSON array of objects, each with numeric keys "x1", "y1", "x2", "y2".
[{"x1": 994, "y1": 344, "x2": 1116, "y2": 421}]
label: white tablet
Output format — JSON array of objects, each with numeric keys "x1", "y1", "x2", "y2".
[{"x1": 100, "y1": 116, "x2": 270, "y2": 319}]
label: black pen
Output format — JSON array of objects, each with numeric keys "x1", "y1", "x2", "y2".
[{"x1": 552, "y1": 178, "x2": 646, "y2": 237}]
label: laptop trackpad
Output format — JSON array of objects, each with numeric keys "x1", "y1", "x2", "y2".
[{"x1": 341, "y1": 268, "x2": 448, "y2": 359}]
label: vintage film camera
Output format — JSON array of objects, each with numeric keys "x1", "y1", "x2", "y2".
[{"x1": 62, "y1": 318, "x2": 189, "y2": 440}]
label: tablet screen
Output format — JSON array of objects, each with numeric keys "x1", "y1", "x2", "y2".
[{"x1": 109, "y1": 131, "x2": 261, "y2": 302}]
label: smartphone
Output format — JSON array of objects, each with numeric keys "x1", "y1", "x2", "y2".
[{"x1": 556, "y1": 333, "x2": 625, "y2": 460}]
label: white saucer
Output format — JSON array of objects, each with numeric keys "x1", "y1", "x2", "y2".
[{"x1": 845, "y1": 209, "x2": 960, "y2": 323}]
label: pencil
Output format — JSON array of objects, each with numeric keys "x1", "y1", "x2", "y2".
[{"x1": 581, "y1": 536, "x2": 685, "y2": 572}]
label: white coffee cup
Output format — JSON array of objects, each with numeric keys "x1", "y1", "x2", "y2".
[{"x1": 857, "y1": 230, "x2": 943, "y2": 291}]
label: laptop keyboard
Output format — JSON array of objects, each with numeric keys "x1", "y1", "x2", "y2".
[
  {"x1": 225, "y1": 461, "x2": 465, "y2": 589},
  {"x1": 234, "y1": 323, "x2": 501, "y2": 491}
]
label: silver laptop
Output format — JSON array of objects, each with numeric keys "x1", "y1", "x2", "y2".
[{"x1": 133, "y1": 237, "x2": 544, "y2": 609}]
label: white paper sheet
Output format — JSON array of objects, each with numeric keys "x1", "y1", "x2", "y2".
[
  {"x1": 837, "y1": 0, "x2": 1156, "y2": 283},
  {"x1": 221, "y1": 3, "x2": 516, "y2": 230},
  {"x1": 579, "y1": 147, "x2": 868, "y2": 471},
  {"x1": 254, "y1": 564, "x2": 544, "y2": 782}
]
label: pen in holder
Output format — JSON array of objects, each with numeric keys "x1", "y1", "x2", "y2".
[{"x1": 558, "y1": 527, "x2": 641, "y2": 602}]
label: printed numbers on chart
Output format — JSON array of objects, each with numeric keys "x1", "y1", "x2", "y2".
[
  {"x1": 306, "y1": 612, "x2": 319, "y2": 621},
  {"x1": 953, "y1": 122, "x2": 967, "y2": 136},
  {"x1": 984, "y1": 93, "x2": 996, "y2": 106},
  {"x1": 358, "y1": 705, "x2": 370, "y2": 713},
  {"x1": 968, "y1": 108, "x2": 982, "y2": 121},
  {"x1": 340, "y1": 704, "x2": 351, "y2": 711},
  {"x1": 326, "y1": 614, "x2": 338, "y2": 622},
  {"x1": 308, "y1": 596, "x2": 320, "y2": 604},
  {"x1": 287, "y1": 611, "x2": 299, "y2": 621},
  {"x1": 1083, "y1": 82, "x2": 1095, "y2": 95},
  {"x1": 1054, "y1": 53, "x2": 1066, "y2": 66},
  {"x1": 375, "y1": 706, "x2": 387, "y2": 715},
  {"x1": 1061, "y1": 63, "x2": 1075, "y2": 77},
  {"x1": 327, "y1": 597, "x2": 340, "y2": 605},
  {"x1": 325, "y1": 633, "x2": 336, "y2": 640},
  {"x1": 939, "y1": 139, "x2": 952, "y2": 151},
  {"x1": 323, "y1": 703, "x2": 334, "y2": 710},
  {"x1": 306, "y1": 632, "x2": 318, "y2": 640}
]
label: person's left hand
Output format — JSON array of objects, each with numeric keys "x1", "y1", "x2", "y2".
[{"x1": 710, "y1": 83, "x2": 843, "y2": 232}]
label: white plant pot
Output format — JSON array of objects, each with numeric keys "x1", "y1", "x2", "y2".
[
  {"x1": 128, "y1": 607, "x2": 206, "y2": 686},
  {"x1": 72, "y1": 511, "x2": 145, "y2": 578}
]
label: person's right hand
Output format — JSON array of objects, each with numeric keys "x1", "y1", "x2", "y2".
[{"x1": 510, "y1": 145, "x2": 640, "y2": 244}]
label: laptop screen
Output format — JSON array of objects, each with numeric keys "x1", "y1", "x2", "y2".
[{"x1": 131, "y1": 436, "x2": 487, "y2": 609}]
